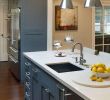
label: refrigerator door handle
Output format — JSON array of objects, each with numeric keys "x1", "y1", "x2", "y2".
[
  {"x1": 9, "y1": 47, "x2": 18, "y2": 53},
  {"x1": 13, "y1": 40, "x2": 17, "y2": 42},
  {"x1": 9, "y1": 55, "x2": 18, "y2": 63}
]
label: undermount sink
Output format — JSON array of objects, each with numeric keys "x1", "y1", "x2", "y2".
[{"x1": 46, "y1": 62, "x2": 84, "y2": 73}]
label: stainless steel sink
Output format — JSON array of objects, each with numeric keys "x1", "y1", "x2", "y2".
[{"x1": 46, "y1": 62, "x2": 84, "y2": 73}]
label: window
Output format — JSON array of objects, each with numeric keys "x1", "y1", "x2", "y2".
[{"x1": 95, "y1": 7, "x2": 110, "y2": 53}]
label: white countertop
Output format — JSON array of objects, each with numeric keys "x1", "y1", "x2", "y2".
[{"x1": 24, "y1": 49, "x2": 110, "y2": 100}]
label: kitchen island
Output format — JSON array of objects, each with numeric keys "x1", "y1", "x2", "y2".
[{"x1": 24, "y1": 49, "x2": 110, "y2": 100}]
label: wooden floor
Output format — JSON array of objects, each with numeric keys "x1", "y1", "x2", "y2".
[{"x1": 0, "y1": 62, "x2": 24, "y2": 100}]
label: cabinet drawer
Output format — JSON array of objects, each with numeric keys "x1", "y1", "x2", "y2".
[
  {"x1": 25, "y1": 72, "x2": 31, "y2": 80},
  {"x1": 31, "y1": 62, "x2": 57, "y2": 93},
  {"x1": 22, "y1": 35, "x2": 47, "y2": 51},
  {"x1": 24, "y1": 61, "x2": 31, "y2": 70},
  {"x1": 25, "y1": 88, "x2": 31, "y2": 98},
  {"x1": 25, "y1": 80, "x2": 31, "y2": 90}
]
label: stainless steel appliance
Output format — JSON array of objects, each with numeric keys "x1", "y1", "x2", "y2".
[{"x1": 8, "y1": 8, "x2": 20, "y2": 81}]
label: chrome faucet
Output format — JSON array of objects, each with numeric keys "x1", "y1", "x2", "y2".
[{"x1": 72, "y1": 43, "x2": 86, "y2": 65}]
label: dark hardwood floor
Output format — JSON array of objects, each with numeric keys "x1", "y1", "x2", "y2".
[{"x1": 0, "y1": 62, "x2": 24, "y2": 100}]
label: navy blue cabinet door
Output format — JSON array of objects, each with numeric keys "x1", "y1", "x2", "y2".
[
  {"x1": 40, "y1": 81, "x2": 56, "y2": 100},
  {"x1": 20, "y1": 0, "x2": 47, "y2": 82},
  {"x1": 21, "y1": 0, "x2": 47, "y2": 34},
  {"x1": 32, "y1": 77, "x2": 41, "y2": 100},
  {"x1": 41, "y1": 86, "x2": 49, "y2": 100}
]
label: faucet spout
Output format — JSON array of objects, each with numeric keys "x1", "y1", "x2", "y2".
[
  {"x1": 72, "y1": 43, "x2": 83, "y2": 58},
  {"x1": 72, "y1": 43, "x2": 86, "y2": 65}
]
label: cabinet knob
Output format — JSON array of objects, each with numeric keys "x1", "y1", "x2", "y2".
[
  {"x1": 26, "y1": 72, "x2": 30, "y2": 75},
  {"x1": 25, "y1": 75, "x2": 30, "y2": 80},
  {"x1": 25, "y1": 83, "x2": 30, "y2": 90},
  {"x1": 32, "y1": 68, "x2": 39, "y2": 73},
  {"x1": 25, "y1": 92, "x2": 30, "y2": 97},
  {"x1": 25, "y1": 62, "x2": 31, "y2": 66},
  {"x1": 44, "y1": 88, "x2": 49, "y2": 93}
]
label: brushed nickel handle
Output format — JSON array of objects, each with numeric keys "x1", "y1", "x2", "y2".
[
  {"x1": 25, "y1": 82, "x2": 30, "y2": 89},
  {"x1": 25, "y1": 75, "x2": 30, "y2": 79},
  {"x1": 57, "y1": 84, "x2": 65, "y2": 100},
  {"x1": 9, "y1": 55, "x2": 18, "y2": 63},
  {"x1": 64, "y1": 93, "x2": 72, "y2": 96},
  {"x1": 25, "y1": 74, "x2": 30, "y2": 79},
  {"x1": 44, "y1": 88, "x2": 49, "y2": 93},
  {"x1": 57, "y1": 84, "x2": 73, "y2": 100},
  {"x1": 32, "y1": 67, "x2": 39, "y2": 73},
  {"x1": 25, "y1": 62, "x2": 31, "y2": 66},
  {"x1": 25, "y1": 92, "x2": 30, "y2": 97},
  {"x1": 26, "y1": 72, "x2": 30, "y2": 75},
  {"x1": 9, "y1": 47, "x2": 18, "y2": 53}
]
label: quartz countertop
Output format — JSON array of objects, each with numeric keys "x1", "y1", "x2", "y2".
[{"x1": 24, "y1": 49, "x2": 110, "y2": 100}]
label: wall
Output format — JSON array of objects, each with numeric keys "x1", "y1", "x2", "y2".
[
  {"x1": 53, "y1": 0, "x2": 93, "y2": 50},
  {"x1": 0, "y1": 0, "x2": 8, "y2": 61}
]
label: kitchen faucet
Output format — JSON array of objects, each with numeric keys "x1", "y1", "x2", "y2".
[{"x1": 72, "y1": 43, "x2": 86, "y2": 65}]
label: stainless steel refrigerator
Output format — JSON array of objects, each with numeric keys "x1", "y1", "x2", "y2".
[{"x1": 8, "y1": 8, "x2": 20, "y2": 81}]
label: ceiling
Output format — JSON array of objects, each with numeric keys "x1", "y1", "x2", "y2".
[{"x1": 101, "y1": 0, "x2": 110, "y2": 6}]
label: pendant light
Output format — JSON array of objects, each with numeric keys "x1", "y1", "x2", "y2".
[
  {"x1": 60, "y1": 0, "x2": 73, "y2": 9},
  {"x1": 84, "y1": 0, "x2": 102, "y2": 7}
]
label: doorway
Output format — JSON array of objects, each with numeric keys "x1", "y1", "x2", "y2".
[{"x1": 0, "y1": 0, "x2": 8, "y2": 61}]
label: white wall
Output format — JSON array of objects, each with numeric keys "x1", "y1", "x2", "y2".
[{"x1": 0, "y1": 0, "x2": 8, "y2": 61}]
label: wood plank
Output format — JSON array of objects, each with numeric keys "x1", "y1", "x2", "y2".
[{"x1": 0, "y1": 62, "x2": 24, "y2": 100}]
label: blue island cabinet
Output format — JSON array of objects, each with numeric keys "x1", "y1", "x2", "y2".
[
  {"x1": 24, "y1": 58, "x2": 84, "y2": 100},
  {"x1": 31, "y1": 62, "x2": 59, "y2": 100}
]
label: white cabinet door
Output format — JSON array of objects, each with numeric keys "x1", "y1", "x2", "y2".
[{"x1": 0, "y1": 2, "x2": 8, "y2": 61}]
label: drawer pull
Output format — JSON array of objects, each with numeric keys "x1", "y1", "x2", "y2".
[
  {"x1": 65, "y1": 93, "x2": 72, "y2": 96},
  {"x1": 57, "y1": 84, "x2": 73, "y2": 100},
  {"x1": 9, "y1": 47, "x2": 18, "y2": 53},
  {"x1": 25, "y1": 62, "x2": 31, "y2": 66},
  {"x1": 25, "y1": 82, "x2": 30, "y2": 89},
  {"x1": 25, "y1": 72, "x2": 30, "y2": 79},
  {"x1": 44, "y1": 88, "x2": 49, "y2": 93},
  {"x1": 57, "y1": 84, "x2": 65, "y2": 91},
  {"x1": 25, "y1": 82, "x2": 30, "y2": 86},
  {"x1": 25, "y1": 92, "x2": 30, "y2": 97},
  {"x1": 25, "y1": 75, "x2": 30, "y2": 79},
  {"x1": 32, "y1": 68, "x2": 39, "y2": 73},
  {"x1": 26, "y1": 72, "x2": 30, "y2": 75}
]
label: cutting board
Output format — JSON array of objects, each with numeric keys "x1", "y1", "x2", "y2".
[{"x1": 72, "y1": 70, "x2": 110, "y2": 88}]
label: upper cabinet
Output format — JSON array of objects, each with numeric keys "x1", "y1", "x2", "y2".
[{"x1": 21, "y1": 0, "x2": 47, "y2": 34}]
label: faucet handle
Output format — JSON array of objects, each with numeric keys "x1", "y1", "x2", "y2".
[
  {"x1": 75, "y1": 57, "x2": 78, "y2": 63},
  {"x1": 82, "y1": 59, "x2": 86, "y2": 63},
  {"x1": 80, "y1": 57, "x2": 86, "y2": 65}
]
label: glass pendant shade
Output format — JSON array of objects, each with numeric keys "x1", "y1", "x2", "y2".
[
  {"x1": 84, "y1": 0, "x2": 102, "y2": 7},
  {"x1": 60, "y1": 0, "x2": 73, "y2": 9}
]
